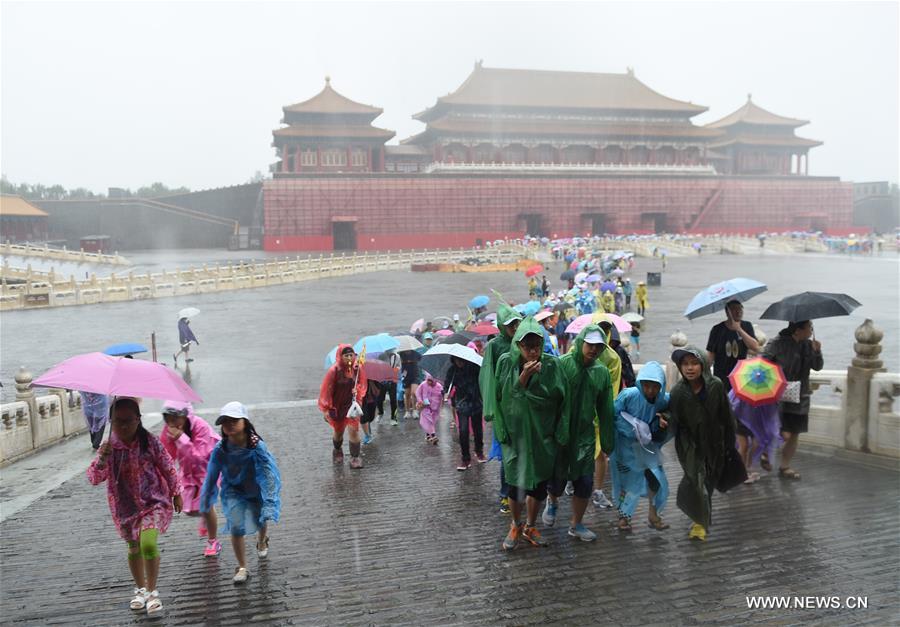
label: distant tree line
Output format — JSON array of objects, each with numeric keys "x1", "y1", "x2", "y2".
[{"x1": 0, "y1": 175, "x2": 191, "y2": 200}]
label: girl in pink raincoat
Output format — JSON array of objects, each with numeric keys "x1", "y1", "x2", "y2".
[
  {"x1": 160, "y1": 400, "x2": 222, "y2": 557},
  {"x1": 416, "y1": 372, "x2": 444, "y2": 444},
  {"x1": 86, "y1": 397, "x2": 182, "y2": 616}
]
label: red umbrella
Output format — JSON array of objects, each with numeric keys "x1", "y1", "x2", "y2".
[
  {"x1": 362, "y1": 360, "x2": 398, "y2": 382},
  {"x1": 524, "y1": 264, "x2": 543, "y2": 277},
  {"x1": 469, "y1": 323, "x2": 500, "y2": 336}
]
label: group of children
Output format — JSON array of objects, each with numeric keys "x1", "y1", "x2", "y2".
[
  {"x1": 87, "y1": 397, "x2": 282, "y2": 616},
  {"x1": 477, "y1": 304, "x2": 741, "y2": 549}
]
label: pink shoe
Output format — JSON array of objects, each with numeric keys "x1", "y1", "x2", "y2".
[{"x1": 203, "y1": 538, "x2": 222, "y2": 557}]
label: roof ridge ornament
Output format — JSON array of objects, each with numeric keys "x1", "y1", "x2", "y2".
[
  {"x1": 747, "y1": 93, "x2": 752, "y2": 101},
  {"x1": 626, "y1": 66, "x2": 634, "y2": 76},
  {"x1": 325, "y1": 75, "x2": 331, "y2": 85}
]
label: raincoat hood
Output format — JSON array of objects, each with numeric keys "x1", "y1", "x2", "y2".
[
  {"x1": 497, "y1": 304, "x2": 523, "y2": 333},
  {"x1": 635, "y1": 361, "x2": 666, "y2": 401},
  {"x1": 162, "y1": 399, "x2": 193, "y2": 416},
  {"x1": 333, "y1": 343, "x2": 358, "y2": 373},
  {"x1": 672, "y1": 345, "x2": 714, "y2": 384},
  {"x1": 570, "y1": 323, "x2": 606, "y2": 369},
  {"x1": 507, "y1": 317, "x2": 544, "y2": 365}
]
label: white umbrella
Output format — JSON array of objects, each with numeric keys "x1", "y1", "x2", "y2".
[
  {"x1": 178, "y1": 307, "x2": 200, "y2": 319},
  {"x1": 393, "y1": 335, "x2": 424, "y2": 352},
  {"x1": 622, "y1": 312, "x2": 644, "y2": 323},
  {"x1": 423, "y1": 343, "x2": 483, "y2": 367}
]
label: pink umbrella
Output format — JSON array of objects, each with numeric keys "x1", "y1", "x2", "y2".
[
  {"x1": 592, "y1": 312, "x2": 633, "y2": 333},
  {"x1": 33, "y1": 352, "x2": 201, "y2": 402},
  {"x1": 410, "y1": 318, "x2": 425, "y2": 334},
  {"x1": 564, "y1": 314, "x2": 595, "y2": 336},
  {"x1": 435, "y1": 329, "x2": 453, "y2": 337}
]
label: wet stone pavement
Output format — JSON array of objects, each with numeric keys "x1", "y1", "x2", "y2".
[{"x1": 1, "y1": 405, "x2": 898, "y2": 626}]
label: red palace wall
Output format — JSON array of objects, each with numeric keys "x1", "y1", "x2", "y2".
[{"x1": 262, "y1": 175, "x2": 854, "y2": 251}]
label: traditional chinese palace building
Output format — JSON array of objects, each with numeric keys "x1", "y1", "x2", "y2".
[{"x1": 263, "y1": 63, "x2": 852, "y2": 251}]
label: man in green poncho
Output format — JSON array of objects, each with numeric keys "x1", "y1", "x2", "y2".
[
  {"x1": 480, "y1": 304, "x2": 523, "y2": 514},
  {"x1": 542, "y1": 325, "x2": 615, "y2": 542},
  {"x1": 494, "y1": 317, "x2": 567, "y2": 551}
]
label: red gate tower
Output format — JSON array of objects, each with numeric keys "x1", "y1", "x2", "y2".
[{"x1": 264, "y1": 64, "x2": 853, "y2": 251}]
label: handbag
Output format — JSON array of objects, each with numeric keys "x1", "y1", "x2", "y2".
[
  {"x1": 781, "y1": 380, "x2": 801, "y2": 404},
  {"x1": 716, "y1": 446, "x2": 748, "y2": 493}
]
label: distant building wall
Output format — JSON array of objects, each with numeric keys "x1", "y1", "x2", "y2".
[
  {"x1": 33, "y1": 183, "x2": 261, "y2": 250},
  {"x1": 262, "y1": 174, "x2": 853, "y2": 251},
  {"x1": 853, "y1": 182, "x2": 899, "y2": 233}
]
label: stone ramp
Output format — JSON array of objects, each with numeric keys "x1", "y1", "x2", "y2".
[{"x1": 1, "y1": 405, "x2": 898, "y2": 625}]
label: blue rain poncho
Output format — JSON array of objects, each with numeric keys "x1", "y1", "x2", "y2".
[
  {"x1": 200, "y1": 438, "x2": 282, "y2": 537},
  {"x1": 609, "y1": 361, "x2": 672, "y2": 519}
]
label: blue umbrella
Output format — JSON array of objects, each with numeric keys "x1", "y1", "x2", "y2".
[
  {"x1": 600, "y1": 281, "x2": 617, "y2": 293},
  {"x1": 683, "y1": 278, "x2": 768, "y2": 320},
  {"x1": 586, "y1": 274, "x2": 602, "y2": 283},
  {"x1": 468, "y1": 295, "x2": 490, "y2": 309},
  {"x1": 324, "y1": 345, "x2": 339, "y2": 369},
  {"x1": 520, "y1": 301, "x2": 542, "y2": 316},
  {"x1": 103, "y1": 342, "x2": 148, "y2": 356},
  {"x1": 353, "y1": 333, "x2": 399, "y2": 354}
]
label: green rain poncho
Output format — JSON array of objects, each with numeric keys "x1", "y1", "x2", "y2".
[
  {"x1": 556, "y1": 324, "x2": 616, "y2": 481},
  {"x1": 494, "y1": 317, "x2": 567, "y2": 490},
  {"x1": 669, "y1": 346, "x2": 737, "y2": 529},
  {"x1": 479, "y1": 304, "x2": 521, "y2": 424}
]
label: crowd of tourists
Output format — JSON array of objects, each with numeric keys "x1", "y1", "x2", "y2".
[{"x1": 82, "y1": 245, "x2": 828, "y2": 617}]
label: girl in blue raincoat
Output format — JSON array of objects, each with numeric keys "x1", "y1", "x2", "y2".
[
  {"x1": 200, "y1": 402, "x2": 281, "y2": 585},
  {"x1": 609, "y1": 362, "x2": 672, "y2": 533}
]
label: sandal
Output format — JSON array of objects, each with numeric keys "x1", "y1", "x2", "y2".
[
  {"x1": 257, "y1": 536, "x2": 269, "y2": 558},
  {"x1": 617, "y1": 516, "x2": 633, "y2": 533},
  {"x1": 760, "y1": 453, "x2": 772, "y2": 472},
  {"x1": 744, "y1": 472, "x2": 760, "y2": 484},
  {"x1": 145, "y1": 590, "x2": 163, "y2": 615},
  {"x1": 647, "y1": 516, "x2": 670, "y2": 530},
  {"x1": 130, "y1": 587, "x2": 149, "y2": 611},
  {"x1": 778, "y1": 467, "x2": 801, "y2": 481}
]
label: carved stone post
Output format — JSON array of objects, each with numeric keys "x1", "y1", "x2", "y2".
[
  {"x1": 15, "y1": 366, "x2": 38, "y2": 448},
  {"x1": 665, "y1": 330, "x2": 688, "y2": 391},
  {"x1": 844, "y1": 319, "x2": 884, "y2": 452}
]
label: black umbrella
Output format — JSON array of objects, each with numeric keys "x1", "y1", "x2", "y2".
[
  {"x1": 560, "y1": 269, "x2": 576, "y2": 281},
  {"x1": 553, "y1": 301, "x2": 575, "y2": 313},
  {"x1": 435, "y1": 331, "x2": 476, "y2": 346},
  {"x1": 760, "y1": 292, "x2": 861, "y2": 322}
]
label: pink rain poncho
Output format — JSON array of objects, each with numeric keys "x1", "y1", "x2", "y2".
[
  {"x1": 87, "y1": 430, "x2": 182, "y2": 542},
  {"x1": 415, "y1": 373, "x2": 444, "y2": 434},
  {"x1": 159, "y1": 402, "x2": 221, "y2": 513}
]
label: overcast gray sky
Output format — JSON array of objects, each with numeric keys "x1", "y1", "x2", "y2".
[{"x1": 2, "y1": 1, "x2": 897, "y2": 192}]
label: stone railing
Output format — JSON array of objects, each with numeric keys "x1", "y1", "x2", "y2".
[
  {"x1": 1, "y1": 367, "x2": 86, "y2": 465},
  {"x1": 423, "y1": 162, "x2": 718, "y2": 175},
  {"x1": 642, "y1": 319, "x2": 899, "y2": 462},
  {"x1": 0, "y1": 244, "x2": 530, "y2": 311},
  {"x1": 0, "y1": 242, "x2": 130, "y2": 266}
]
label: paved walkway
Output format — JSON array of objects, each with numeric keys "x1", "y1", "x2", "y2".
[{"x1": 1, "y1": 405, "x2": 898, "y2": 625}]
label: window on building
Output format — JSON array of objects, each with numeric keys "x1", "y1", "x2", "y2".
[
  {"x1": 321, "y1": 149, "x2": 347, "y2": 166},
  {"x1": 473, "y1": 144, "x2": 494, "y2": 163},
  {"x1": 350, "y1": 148, "x2": 368, "y2": 167},
  {"x1": 534, "y1": 144, "x2": 555, "y2": 163},
  {"x1": 502, "y1": 144, "x2": 527, "y2": 163},
  {"x1": 300, "y1": 150, "x2": 317, "y2": 166}
]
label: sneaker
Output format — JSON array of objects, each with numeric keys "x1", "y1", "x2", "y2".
[
  {"x1": 203, "y1": 538, "x2": 222, "y2": 557},
  {"x1": 499, "y1": 497, "x2": 511, "y2": 514},
  {"x1": 130, "y1": 587, "x2": 149, "y2": 611},
  {"x1": 474, "y1": 453, "x2": 487, "y2": 464},
  {"x1": 591, "y1": 489, "x2": 613, "y2": 509},
  {"x1": 233, "y1": 567, "x2": 250, "y2": 584},
  {"x1": 502, "y1": 523, "x2": 521, "y2": 551},
  {"x1": 390, "y1": 418, "x2": 399, "y2": 426},
  {"x1": 689, "y1": 523, "x2": 707, "y2": 541},
  {"x1": 568, "y1": 523, "x2": 597, "y2": 542},
  {"x1": 350, "y1": 456, "x2": 363, "y2": 469},
  {"x1": 257, "y1": 536, "x2": 269, "y2": 558},
  {"x1": 522, "y1": 524, "x2": 550, "y2": 547},
  {"x1": 332, "y1": 448, "x2": 344, "y2": 464},
  {"x1": 145, "y1": 590, "x2": 163, "y2": 615},
  {"x1": 564, "y1": 481, "x2": 575, "y2": 496},
  {"x1": 362, "y1": 433, "x2": 373, "y2": 445},
  {"x1": 542, "y1": 500, "x2": 558, "y2": 527},
  {"x1": 456, "y1": 459, "x2": 470, "y2": 471}
]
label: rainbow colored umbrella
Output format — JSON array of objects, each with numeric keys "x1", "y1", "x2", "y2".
[{"x1": 728, "y1": 357, "x2": 787, "y2": 407}]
